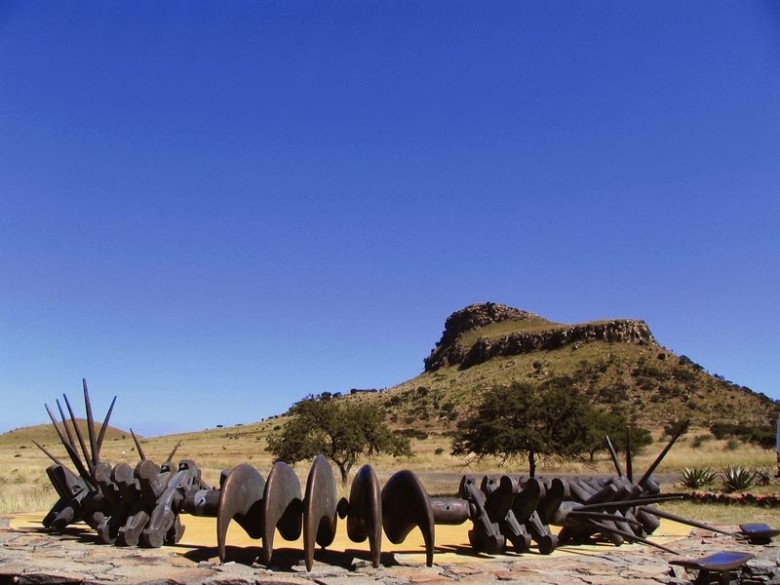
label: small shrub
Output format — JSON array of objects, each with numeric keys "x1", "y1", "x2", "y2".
[
  {"x1": 725, "y1": 438, "x2": 740, "y2": 451},
  {"x1": 680, "y1": 467, "x2": 717, "y2": 490},
  {"x1": 434, "y1": 447, "x2": 444, "y2": 456},
  {"x1": 398, "y1": 428, "x2": 429, "y2": 440},
  {"x1": 753, "y1": 467, "x2": 775, "y2": 486},
  {"x1": 691, "y1": 434, "x2": 711, "y2": 449},
  {"x1": 672, "y1": 367, "x2": 697, "y2": 383},
  {"x1": 721, "y1": 466, "x2": 755, "y2": 493}
]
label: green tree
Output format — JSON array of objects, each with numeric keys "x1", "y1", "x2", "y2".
[
  {"x1": 585, "y1": 409, "x2": 653, "y2": 461},
  {"x1": 266, "y1": 394, "x2": 412, "y2": 484},
  {"x1": 451, "y1": 377, "x2": 592, "y2": 477}
]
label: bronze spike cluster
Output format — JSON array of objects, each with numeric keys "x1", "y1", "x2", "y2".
[{"x1": 37, "y1": 382, "x2": 757, "y2": 571}]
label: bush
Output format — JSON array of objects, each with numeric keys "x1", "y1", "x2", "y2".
[
  {"x1": 753, "y1": 467, "x2": 776, "y2": 486},
  {"x1": 710, "y1": 422, "x2": 776, "y2": 449},
  {"x1": 680, "y1": 467, "x2": 717, "y2": 490},
  {"x1": 672, "y1": 366, "x2": 697, "y2": 383},
  {"x1": 721, "y1": 466, "x2": 755, "y2": 493},
  {"x1": 398, "y1": 428, "x2": 429, "y2": 440}
]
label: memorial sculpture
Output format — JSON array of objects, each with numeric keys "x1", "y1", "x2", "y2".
[{"x1": 34, "y1": 381, "x2": 774, "y2": 571}]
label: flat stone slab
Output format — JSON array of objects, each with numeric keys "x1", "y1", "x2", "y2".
[{"x1": 0, "y1": 514, "x2": 778, "y2": 585}]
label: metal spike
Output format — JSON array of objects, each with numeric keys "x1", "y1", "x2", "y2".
[
  {"x1": 166, "y1": 440, "x2": 182, "y2": 464},
  {"x1": 82, "y1": 379, "x2": 99, "y2": 466},
  {"x1": 32, "y1": 439, "x2": 68, "y2": 469},
  {"x1": 62, "y1": 393, "x2": 94, "y2": 475},
  {"x1": 605, "y1": 436, "x2": 624, "y2": 478},
  {"x1": 95, "y1": 395, "x2": 117, "y2": 457},
  {"x1": 567, "y1": 510, "x2": 643, "y2": 530},
  {"x1": 637, "y1": 420, "x2": 689, "y2": 488},
  {"x1": 44, "y1": 403, "x2": 94, "y2": 487},
  {"x1": 130, "y1": 428, "x2": 146, "y2": 461},
  {"x1": 625, "y1": 427, "x2": 633, "y2": 483},
  {"x1": 54, "y1": 399, "x2": 77, "y2": 452},
  {"x1": 574, "y1": 494, "x2": 684, "y2": 511},
  {"x1": 638, "y1": 506, "x2": 735, "y2": 536},
  {"x1": 587, "y1": 520, "x2": 679, "y2": 554}
]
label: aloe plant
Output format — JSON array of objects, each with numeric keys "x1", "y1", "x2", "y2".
[
  {"x1": 721, "y1": 466, "x2": 755, "y2": 493},
  {"x1": 753, "y1": 466, "x2": 775, "y2": 486},
  {"x1": 680, "y1": 467, "x2": 717, "y2": 490}
]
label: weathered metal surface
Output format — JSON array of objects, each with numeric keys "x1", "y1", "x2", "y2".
[
  {"x1": 303, "y1": 454, "x2": 338, "y2": 571},
  {"x1": 430, "y1": 497, "x2": 469, "y2": 525},
  {"x1": 382, "y1": 469, "x2": 435, "y2": 567},
  {"x1": 216, "y1": 464, "x2": 265, "y2": 562},
  {"x1": 117, "y1": 459, "x2": 168, "y2": 546},
  {"x1": 141, "y1": 460, "x2": 202, "y2": 548},
  {"x1": 345, "y1": 464, "x2": 382, "y2": 568},
  {"x1": 97, "y1": 462, "x2": 136, "y2": 544},
  {"x1": 261, "y1": 460, "x2": 303, "y2": 565}
]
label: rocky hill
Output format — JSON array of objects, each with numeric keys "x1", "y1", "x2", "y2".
[
  {"x1": 424, "y1": 303, "x2": 653, "y2": 371},
  {"x1": 367, "y1": 303, "x2": 778, "y2": 433}
]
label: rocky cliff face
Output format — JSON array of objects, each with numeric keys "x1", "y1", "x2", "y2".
[{"x1": 424, "y1": 303, "x2": 654, "y2": 371}]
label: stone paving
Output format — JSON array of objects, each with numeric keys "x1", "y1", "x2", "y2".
[{"x1": 1, "y1": 515, "x2": 779, "y2": 585}]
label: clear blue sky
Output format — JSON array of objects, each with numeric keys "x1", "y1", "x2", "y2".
[{"x1": 2, "y1": 1, "x2": 779, "y2": 436}]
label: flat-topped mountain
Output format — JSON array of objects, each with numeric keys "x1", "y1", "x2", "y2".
[
  {"x1": 425, "y1": 303, "x2": 653, "y2": 371},
  {"x1": 373, "y1": 303, "x2": 778, "y2": 432}
]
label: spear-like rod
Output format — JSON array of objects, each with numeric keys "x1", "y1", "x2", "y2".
[
  {"x1": 130, "y1": 428, "x2": 146, "y2": 461},
  {"x1": 166, "y1": 440, "x2": 182, "y2": 464},
  {"x1": 625, "y1": 427, "x2": 633, "y2": 483},
  {"x1": 574, "y1": 494, "x2": 684, "y2": 511},
  {"x1": 568, "y1": 510, "x2": 643, "y2": 529},
  {"x1": 638, "y1": 506, "x2": 735, "y2": 536},
  {"x1": 44, "y1": 403, "x2": 94, "y2": 487},
  {"x1": 588, "y1": 520, "x2": 679, "y2": 554},
  {"x1": 636, "y1": 420, "x2": 690, "y2": 488},
  {"x1": 605, "y1": 435, "x2": 624, "y2": 478},
  {"x1": 55, "y1": 399, "x2": 78, "y2": 455},
  {"x1": 95, "y1": 396, "x2": 117, "y2": 457},
  {"x1": 62, "y1": 393, "x2": 94, "y2": 475},
  {"x1": 32, "y1": 439, "x2": 68, "y2": 469},
  {"x1": 82, "y1": 378, "x2": 99, "y2": 467}
]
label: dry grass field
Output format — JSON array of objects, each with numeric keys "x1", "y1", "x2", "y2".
[{"x1": 2, "y1": 419, "x2": 777, "y2": 528}]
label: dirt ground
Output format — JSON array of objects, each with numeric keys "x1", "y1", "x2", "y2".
[{"x1": 1, "y1": 513, "x2": 779, "y2": 585}]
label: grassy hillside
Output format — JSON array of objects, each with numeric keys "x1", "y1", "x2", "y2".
[
  {"x1": 0, "y1": 420, "x2": 127, "y2": 448},
  {"x1": 377, "y1": 341, "x2": 777, "y2": 433}
]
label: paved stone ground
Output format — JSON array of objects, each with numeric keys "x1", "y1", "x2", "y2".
[{"x1": 1, "y1": 516, "x2": 779, "y2": 585}]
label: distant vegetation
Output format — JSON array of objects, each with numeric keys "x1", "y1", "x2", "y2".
[
  {"x1": 451, "y1": 377, "x2": 653, "y2": 476},
  {"x1": 266, "y1": 393, "x2": 411, "y2": 484},
  {"x1": 452, "y1": 378, "x2": 594, "y2": 476}
]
